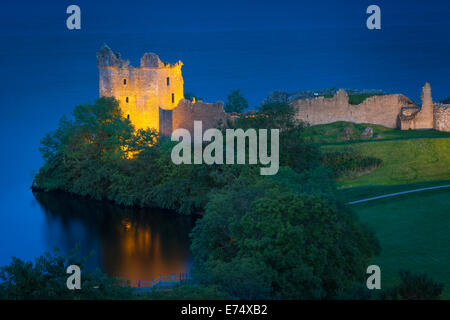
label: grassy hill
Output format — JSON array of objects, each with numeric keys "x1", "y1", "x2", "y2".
[
  {"x1": 351, "y1": 188, "x2": 450, "y2": 298},
  {"x1": 305, "y1": 121, "x2": 450, "y2": 298},
  {"x1": 304, "y1": 121, "x2": 450, "y2": 145},
  {"x1": 304, "y1": 122, "x2": 450, "y2": 188}
]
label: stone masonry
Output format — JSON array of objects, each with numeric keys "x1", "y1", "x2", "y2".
[
  {"x1": 97, "y1": 46, "x2": 448, "y2": 134},
  {"x1": 291, "y1": 90, "x2": 415, "y2": 128},
  {"x1": 290, "y1": 82, "x2": 449, "y2": 132},
  {"x1": 97, "y1": 45, "x2": 226, "y2": 135}
]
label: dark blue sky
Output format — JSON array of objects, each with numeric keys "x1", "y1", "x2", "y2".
[{"x1": 0, "y1": 0, "x2": 450, "y2": 190}]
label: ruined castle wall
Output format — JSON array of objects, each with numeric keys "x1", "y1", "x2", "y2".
[
  {"x1": 291, "y1": 90, "x2": 415, "y2": 128},
  {"x1": 172, "y1": 99, "x2": 227, "y2": 134},
  {"x1": 434, "y1": 104, "x2": 450, "y2": 132},
  {"x1": 98, "y1": 46, "x2": 184, "y2": 131},
  {"x1": 406, "y1": 82, "x2": 434, "y2": 129},
  {"x1": 99, "y1": 65, "x2": 183, "y2": 131}
]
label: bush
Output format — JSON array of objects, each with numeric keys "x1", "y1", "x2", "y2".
[
  {"x1": 440, "y1": 97, "x2": 450, "y2": 104},
  {"x1": 385, "y1": 270, "x2": 445, "y2": 300},
  {"x1": 0, "y1": 247, "x2": 134, "y2": 300},
  {"x1": 224, "y1": 89, "x2": 248, "y2": 113},
  {"x1": 34, "y1": 99, "x2": 322, "y2": 215},
  {"x1": 141, "y1": 284, "x2": 233, "y2": 300},
  {"x1": 321, "y1": 150, "x2": 382, "y2": 179},
  {"x1": 348, "y1": 94, "x2": 383, "y2": 105},
  {"x1": 190, "y1": 167, "x2": 380, "y2": 299}
]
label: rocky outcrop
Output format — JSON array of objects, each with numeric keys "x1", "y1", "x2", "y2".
[{"x1": 361, "y1": 127, "x2": 374, "y2": 138}]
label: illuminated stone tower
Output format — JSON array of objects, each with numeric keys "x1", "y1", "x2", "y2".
[{"x1": 97, "y1": 45, "x2": 184, "y2": 131}]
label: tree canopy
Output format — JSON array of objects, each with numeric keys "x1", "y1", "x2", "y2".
[
  {"x1": 224, "y1": 89, "x2": 248, "y2": 113},
  {"x1": 0, "y1": 247, "x2": 133, "y2": 300},
  {"x1": 190, "y1": 167, "x2": 381, "y2": 299}
]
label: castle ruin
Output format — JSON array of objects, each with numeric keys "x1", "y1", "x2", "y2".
[
  {"x1": 97, "y1": 45, "x2": 227, "y2": 134},
  {"x1": 97, "y1": 45, "x2": 449, "y2": 134},
  {"x1": 290, "y1": 83, "x2": 450, "y2": 132}
]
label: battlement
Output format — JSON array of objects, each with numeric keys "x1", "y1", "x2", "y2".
[
  {"x1": 97, "y1": 46, "x2": 226, "y2": 135},
  {"x1": 97, "y1": 46, "x2": 449, "y2": 134},
  {"x1": 97, "y1": 44, "x2": 182, "y2": 69}
]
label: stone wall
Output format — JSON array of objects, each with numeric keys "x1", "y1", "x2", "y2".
[
  {"x1": 172, "y1": 99, "x2": 227, "y2": 134},
  {"x1": 97, "y1": 45, "x2": 184, "y2": 131},
  {"x1": 401, "y1": 82, "x2": 434, "y2": 129},
  {"x1": 434, "y1": 104, "x2": 450, "y2": 132},
  {"x1": 290, "y1": 90, "x2": 415, "y2": 128},
  {"x1": 159, "y1": 107, "x2": 173, "y2": 136}
]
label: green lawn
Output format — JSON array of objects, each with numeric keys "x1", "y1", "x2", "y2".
[
  {"x1": 330, "y1": 138, "x2": 450, "y2": 188},
  {"x1": 351, "y1": 188, "x2": 450, "y2": 298},
  {"x1": 338, "y1": 180, "x2": 450, "y2": 203},
  {"x1": 305, "y1": 122, "x2": 450, "y2": 298},
  {"x1": 306, "y1": 122, "x2": 450, "y2": 188},
  {"x1": 304, "y1": 121, "x2": 450, "y2": 145}
]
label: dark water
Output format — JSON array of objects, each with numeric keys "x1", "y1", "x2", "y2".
[
  {"x1": 29, "y1": 190, "x2": 195, "y2": 285},
  {"x1": 0, "y1": 0, "x2": 449, "y2": 281}
]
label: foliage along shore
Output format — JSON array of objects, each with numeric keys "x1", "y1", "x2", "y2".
[
  {"x1": 17, "y1": 96, "x2": 446, "y2": 299},
  {"x1": 33, "y1": 97, "x2": 380, "y2": 215},
  {"x1": 29, "y1": 96, "x2": 384, "y2": 299}
]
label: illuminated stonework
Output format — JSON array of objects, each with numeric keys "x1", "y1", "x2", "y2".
[{"x1": 97, "y1": 44, "x2": 184, "y2": 131}]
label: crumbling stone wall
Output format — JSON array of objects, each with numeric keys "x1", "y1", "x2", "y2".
[
  {"x1": 172, "y1": 99, "x2": 227, "y2": 134},
  {"x1": 97, "y1": 45, "x2": 184, "y2": 131},
  {"x1": 290, "y1": 90, "x2": 415, "y2": 128},
  {"x1": 400, "y1": 82, "x2": 434, "y2": 130},
  {"x1": 159, "y1": 107, "x2": 173, "y2": 136},
  {"x1": 434, "y1": 104, "x2": 450, "y2": 132}
]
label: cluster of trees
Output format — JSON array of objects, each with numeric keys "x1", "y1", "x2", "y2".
[
  {"x1": 34, "y1": 97, "x2": 218, "y2": 214},
  {"x1": 25, "y1": 94, "x2": 444, "y2": 300},
  {"x1": 0, "y1": 247, "x2": 133, "y2": 300},
  {"x1": 1, "y1": 248, "x2": 443, "y2": 300},
  {"x1": 33, "y1": 97, "x2": 319, "y2": 215},
  {"x1": 190, "y1": 166, "x2": 380, "y2": 299},
  {"x1": 441, "y1": 97, "x2": 450, "y2": 104}
]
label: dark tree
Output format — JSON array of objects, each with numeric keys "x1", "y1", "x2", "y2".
[{"x1": 225, "y1": 89, "x2": 248, "y2": 113}]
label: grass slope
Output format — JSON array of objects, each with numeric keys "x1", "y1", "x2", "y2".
[
  {"x1": 330, "y1": 138, "x2": 450, "y2": 188},
  {"x1": 338, "y1": 180, "x2": 450, "y2": 203},
  {"x1": 306, "y1": 122, "x2": 450, "y2": 298},
  {"x1": 304, "y1": 122, "x2": 450, "y2": 188},
  {"x1": 304, "y1": 121, "x2": 450, "y2": 145},
  {"x1": 352, "y1": 188, "x2": 450, "y2": 298}
]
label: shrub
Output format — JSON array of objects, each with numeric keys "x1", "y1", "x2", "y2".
[
  {"x1": 385, "y1": 270, "x2": 445, "y2": 300},
  {"x1": 224, "y1": 89, "x2": 248, "y2": 113},
  {"x1": 0, "y1": 247, "x2": 134, "y2": 300},
  {"x1": 321, "y1": 150, "x2": 382, "y2": 179},
  {"x1": 190, "y1": 167, "x2": 380, "y2": 299},
  {"x1": 348, "y1": 94, "x2": 383, "y2": 105}
]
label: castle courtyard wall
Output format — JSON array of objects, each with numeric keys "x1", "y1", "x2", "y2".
[
  {"x1": 290, "y1": 90, "x2": 415, "y2": 128},
  {"x1": 98, "y1": 48, "x2": 448, "y2": 134},
  {"x1": 172, "y1": 99, "x2": 227, "y2": 134},
  {"x1": 434, "y1": 104, "x2": 450, "y2": 132}
]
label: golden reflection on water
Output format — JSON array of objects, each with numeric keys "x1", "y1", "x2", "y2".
[
  {"x1": 34, "y1": 191, "x2": 195, "y2": 286},
  {"x1": 102, "y1": 219, "x2": 191, "y2": 285}
]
